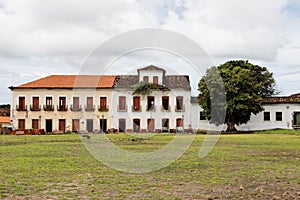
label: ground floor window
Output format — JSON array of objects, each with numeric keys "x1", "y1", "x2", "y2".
[
  {"x1": 263, "y1": 112, "x2": 270, "y2": 121},
  {"x1": 275, "y1": 112, "x2": 282, "y2": 121}
]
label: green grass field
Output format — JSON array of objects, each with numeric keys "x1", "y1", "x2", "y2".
[{"x1": 0, "y1": 131, "x2": 299, "y2": 199}]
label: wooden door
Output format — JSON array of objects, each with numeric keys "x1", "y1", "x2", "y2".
[
  {"x1": 86, "y1": 119, "x2": 93, "y2": 132},
  {"x1": 87, "y1": 97, "x2": 93, "y2": 110},
  {"x1": 19, "y1": 97, "x2": 25, "y2": 110},
  {"x1": 73, "y1": 97, "x2": 79, "y2": 109},
  {"x1": 133, "y1": 119, "x2": 140, "y2": 132},
  {"x1": 119, "y1": 119, "x2": 126, "y2": 132},
  {"x1": 147, "y1": 119, "x2": 155, "y2": 132},
  {"x1": 133, "y1": 96, "x2": 140, "y2": 111},
  {"x1": 33, "y1": 97, "x2": 39, "y2": 110},
  {"x1": 46, "y1": 119, "x2": 52, "y2": 133},
  {"x1": 72, "y1": 119, "x2": 80, "y2": 133},
  {"x1": 32, "y1": 119, "x2": 39, "y2": 129},
  {"x1": 100, "y1": 97, "x2": 107, "y2": 110},
  {"x1": 119, "y1": 96, "x2": 126, "y2": 110},
  {"x1": 59, "y1": 119, "x2": 66, "y2": 132},
  {"x1": 18, "y1": 119, "x2": 25, "y2": 129}
]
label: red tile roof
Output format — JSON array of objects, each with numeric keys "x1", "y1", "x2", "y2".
[
  {"x1": 12, "y1": 75, "x2": 117, "y2": 89},
  {"x1": 0, "y1": 116, "x2": 10, "y2": 123},
  {"x1": 263, "y1": 93, "x2": 300, "y2": 104}
]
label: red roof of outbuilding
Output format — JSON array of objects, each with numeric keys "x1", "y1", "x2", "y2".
[{"x1": 0, "y1": 116, "x2": 10, "y2": 123}]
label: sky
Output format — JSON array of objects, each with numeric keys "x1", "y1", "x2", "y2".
[{"x1": 0, "y1": 0, "x2": 300, "y2": 103}]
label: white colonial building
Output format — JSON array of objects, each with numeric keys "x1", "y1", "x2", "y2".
[{"x1": 9, "y1": 65, "x2": 300, "y2": 133}]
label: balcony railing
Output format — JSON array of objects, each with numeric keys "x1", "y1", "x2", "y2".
[
  {"x1": 30, "y1": 105, "x2": 41, "y2": 111},
  {"x1": 98, "y1": 105, "x2": 109, "y2": 112},
  {"x1": 85, "y1": 105, "x2": 95, "y2": 112},
  {"x1": 117, "y1": 105, "x2": 127, "y2": 112},
  {"x1": 175, "y1": 105, "x2": 185, "y2": 112},
  {"x1": 132, "y1": 105, "x2": 142, "y2": 112},
  {"x1": 71, "y1": 105, "x2": 82, "y2": 111},
  {"x1": 161, "y1": 105, "x2": 171, "y2": 112},
  {"x1": 43, "y1": 105, "x2": 54, "y2": 111},
  {"x1": 16, "y1": 105, "x2": 27, "y2": 111},
  {"x1": 57, "y1": 105, "x2": 68, "y2": 111}
]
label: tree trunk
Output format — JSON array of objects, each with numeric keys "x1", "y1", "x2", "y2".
[{"x1": 226, "y1": 121, "x2": 237, "y2": 132}]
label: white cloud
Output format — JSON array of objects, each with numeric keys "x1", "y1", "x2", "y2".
[{"x1": 0, "y1": 0, "x2": 299, "y2": 103}]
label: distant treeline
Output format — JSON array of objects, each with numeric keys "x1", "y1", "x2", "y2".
[
  {"x1": 0, "y1": 104, "x2": 10, "y2": 116},
  {"x1": 0, "y1": 104, "x2": 10, "y2": 109}
]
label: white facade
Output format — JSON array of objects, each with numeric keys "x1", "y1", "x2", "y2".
[{"x1": 9, "y1": 66, "x2": 300, "y2": 133}]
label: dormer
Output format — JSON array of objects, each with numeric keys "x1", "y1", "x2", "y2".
[{"x1": 137, "y1": 65, "x2": 166, "y2": 85}]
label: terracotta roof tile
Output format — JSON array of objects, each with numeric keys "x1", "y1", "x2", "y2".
[
  {"x1": 263, "y1": 94, "x2": 300, "y2": 104},
  {"x1": 0, "y1": 116, "x2": 10, "y2": 123},
  {"x1": 13, "y1": 75, "x2": 117, "y2": 89}
]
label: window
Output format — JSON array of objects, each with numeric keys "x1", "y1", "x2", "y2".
[
  {"x1": 72, "y1": 97, "x2": 80, "y2": 110},
  {"x1": 32, "y1": 119, "x2": 39, "y2": 129},
  {"x1": 86, "y1": 97, "x2": 94, "y2": 111},
  {"x1": 143, "y1": 76, "x2": 149, "y2": 82},
  {"x1": 133, "y1": 96, "x2": 141, "y2": 111},
  {"x1": 162, "y1": 96, "x2": 169, "y2": 111},
  {"x1": 118, "y1": 96, "x2": 126, "y2": 111},
  {"x1": 17, "y1": 96, "x2": 26, "y2": 111},
  {"x1": 200, "y1": 111, "x2": 206, "y2": 120},
  {"x1": 153, "y1": 76, "x2": 158, "y2": 85},
  {"x1": 58, "y1": 97, "x2": 67, "y2": 111},
  {"x1": 276, "y1": 112, "x2": 282, "y2": 121},
  {"x1": 147, "y1": 96, "x2": 155, "y2": 111},
  {"x1": 46, "y1": 96, "x2": 52, "y2": 106},
  {"x1": 44, "y1": 96, "x2": 54, "y2": 111},
  {"x1": 176, "y1": 96, "x2": 184, "y2": 111},
  {"x1": 264, "y1": 112, "x2": 270, "y2": 121},
  {"x1": 99, "y1": 97, "x2": 108, "y2": 111},
  {"x1": 18, "y1": 119, "x2": 25, "y2": 129},
  {"x1": 31, "y1": 97, "x2": 40, "y2": 111}
]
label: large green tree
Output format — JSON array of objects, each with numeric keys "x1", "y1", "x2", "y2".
[{"x1": 198, "y1": 60, "x2": 276, "y2": 132}]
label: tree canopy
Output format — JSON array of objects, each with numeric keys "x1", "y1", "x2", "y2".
[{"x1": 198, "y1": 60, "x2": 276, "y2": 132}]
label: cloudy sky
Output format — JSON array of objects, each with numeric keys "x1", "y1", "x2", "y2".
[{"x1": 0, "y1": 0, "x2": 300, "y2": 103}]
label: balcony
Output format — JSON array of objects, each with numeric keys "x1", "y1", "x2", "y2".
[
  {"x1": 117, "y1": 105, "x2": 127, "y2": 112},
  {"x1": 16, "y1": 105, "x2": 27, "y2": 111},
  {"x1": 71, "y1": 105, "x2": 82, "y2": 112},
  {"x1": 132, "y1": 105, "x2": 142, "y2": 112},
  {"x1": 43, "y1": 105, "x2": 54, "y2": 111},
  {"x1": 98, "y1": 105, "x2": 109, "y2": 112},
  {"x1": 57, "y1": 105, "x2": 68, "y2": 111},
  {"x1": 85, "y1": 105, "x2": 95, "y2": 112},
  {"x1": 161, "y1": 105, "x2": 170, "y2": 112},
  {"x1": 30, "y1": 105, "x2": 41, "y2": 111},
  {"x1": 175, "y1": 105, "x2": 185, "y2": 112}
]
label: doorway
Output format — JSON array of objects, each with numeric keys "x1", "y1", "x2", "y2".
[
  {"x1": 86, "y1": 119, "x2": 93, "y2": 133},
  {"x1": 147, "y1": 119, "x2": 155, "y2": 132},
  {"x1": 100, "y1": 119, "x2": 107, "y2": 133},
  {"x1": 133, "y1": 119, "x2": 140, "y2": 132},
  {"x1": 119, "y1": 119, "x2": 126, "y2": 132},
  {"x1": 72, "y1": 119, "x2": 80, "y2": 133},
  {"x1": 46, "y1": 119, "x2": 52, "y2": 133}
]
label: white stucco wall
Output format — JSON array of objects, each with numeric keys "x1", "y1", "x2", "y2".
[{"x1": 11, "y1": 88, "x2": 113, "y2": 132}]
